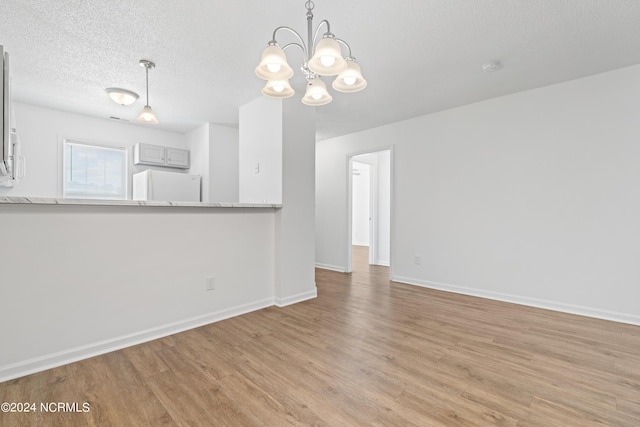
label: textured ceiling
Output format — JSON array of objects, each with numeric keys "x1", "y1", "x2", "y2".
[{"x1": 1, "y1": 0, "x2": 640, "y2": 140}]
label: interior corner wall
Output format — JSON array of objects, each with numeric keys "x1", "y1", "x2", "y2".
[
  {"x1": 316, "y1": 64, "x2": 640, "y2": 325},
  {"x1": 238, "y1": 97, "x2": 282, "y2": 204},
  {"x1": 209, "y1": 124, "x2": 239, "y2": 203}
]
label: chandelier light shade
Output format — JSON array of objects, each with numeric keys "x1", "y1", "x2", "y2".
[
  {"x1": 308, "y1": 36, "x2": 347, "y2": 76},
  {"x1": 332, "y1": 59, "x2": 367, "y2": 92},
  {"x1": 262, "y1": 79, "x2": 295, "y2": 98},
  {"x1": 137, "y1": 59, "x2": 159, "y2": 125},
  {"x1": 255, "y1": 45, "x2": 295, "y2": 80},
  {"x1": 302, "y1": 78, "x2": 332, "y2": 106},
  {"x1": 255, "y1": 0, "x2": 366, "y2": 106},
  {"x1": 105, "y1": 88, "x2": 139, "y2": 106}
]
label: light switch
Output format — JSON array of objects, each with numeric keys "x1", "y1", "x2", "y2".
[{"x1": 254, "y1": 163, "x2": 260, "y2": 174}]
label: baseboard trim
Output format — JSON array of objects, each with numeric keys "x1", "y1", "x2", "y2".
[
  {"x1": 0, "y1": 297, "x2": 274, "y2": 383},
  {"x1": 275, "y1": 287, "x2": 318, "y2": 307},
  {"x1": 315, "y1": 263, "x2": 347, "y2": 273},
  {"x1": 391, "y1": 275, "x2": 640, "y2": 327}
]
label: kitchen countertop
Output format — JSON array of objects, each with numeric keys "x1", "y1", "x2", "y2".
[{"x1": 0, "y1": 196, "x2": 281, "y2": 208}]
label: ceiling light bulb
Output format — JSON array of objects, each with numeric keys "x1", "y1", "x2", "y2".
[
  {"x1": 343, "y1": 76, "x2": 357, "y2": 86},
  {"x1": 311, "y1": 92, "x2": 323, "y2": 100},
  {"x1": 273, "y1": 83, "x2": 285, "y2": 93},
  {"x1": 320, "y1": 56, "x2": 335, "y2": 67},
  {"x1": 267, "y1": 63, "x2": 282, "y2": 73}
]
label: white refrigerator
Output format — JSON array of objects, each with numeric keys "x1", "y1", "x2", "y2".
[{"x1": 132, "y1": 169, "x2": 201, "y2": 202}]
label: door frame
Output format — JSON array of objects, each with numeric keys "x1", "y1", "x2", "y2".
[
  {"x1": 346, "y1": 146, "x2": 393, "y2": 274},
  {"x1": 351, "y1": 159, "x2": 376, "y2": 265}
]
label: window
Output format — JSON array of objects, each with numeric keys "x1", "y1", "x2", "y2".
[{"x1": 63, "y1": 140, "x2": 127, "y2": 200}]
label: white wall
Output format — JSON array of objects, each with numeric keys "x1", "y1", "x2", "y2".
[
  {"x1": 0, "y1": 204, "x2": 277, "y2": 381},
  {"x1": 351, "y1": 161, "x2": 370, "y2": 246},
  {"x1": 238, "y1": 97, "x2": 317, "y2": 306},
  {"x1": 316, "y1": 64, "x2": 640, "y2": 325},
  {"x1": 186, "y1": 123, "x2": 239, "y2": 203},
  {"x1": 1, "y1": 102, "x2": 187, "y2": 198},
  {"x1": 209, "y1": 124, "x2": 239, "y2": 203},
  {"x1": 186, "y1": 123, "x2": 209, "y2": 201},
  {"x1": 274, "y1": 98, "x2": 317, "y2": 305},
  {"x1": 376, "y1": 150, "x2": 391, "y2": 266},
  {"x1": 238, "y1": 97, "x2": 282, "y2": 204},
  {"x1": 315, "y1": 141, "x2": 350, "y2": 272}
]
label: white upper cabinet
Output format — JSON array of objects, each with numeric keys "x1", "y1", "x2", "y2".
[
  {"x1": 134, "y1": 143, "x2": 190, "y2": 169},
  {"x1": 166, "y1": 147, "x2": 190, "y2": 168},
  {"x1": 134, "y1": 143, "x2": 165, "y2": 165}
]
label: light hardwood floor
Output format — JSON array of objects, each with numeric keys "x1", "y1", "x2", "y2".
[{"x1": 1, "y1": 245, "x2": 639, "y2": 426}]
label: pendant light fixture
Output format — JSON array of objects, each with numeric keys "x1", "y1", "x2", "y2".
[
  {"x1": 137, "y1": 59, "x2": 158, "y2": 124},
  {"x1": 255, "y1": 0, "x2": 366, "y2": 106}
]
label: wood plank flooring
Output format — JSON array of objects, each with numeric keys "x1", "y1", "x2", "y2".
[{"x1": 1, "y1": 245, "x2": 639, "y2": 426}]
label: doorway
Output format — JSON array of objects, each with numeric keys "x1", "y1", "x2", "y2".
[
  {"x1": 347, "y1": 148, "x2": 391, "y2": 272},
  {"x1": 351, "y1": 160, "x2": 372, "y2": 262}
]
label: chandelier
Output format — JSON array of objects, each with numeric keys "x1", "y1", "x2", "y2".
[{"x1": 255, "y1": 0, "x2": 367, "y2": 106}]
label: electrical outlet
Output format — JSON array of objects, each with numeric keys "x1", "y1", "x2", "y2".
[
  {"x1": 206, "y1": 277, "x2": 216, "y2": 291},
  {"x1": 414, "y1": 255, "x2": 421, "y2": 265}
]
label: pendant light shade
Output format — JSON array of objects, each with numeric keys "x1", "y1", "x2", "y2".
[
  {"x1": 308, "y1": 36, "x2": 347, "y2": 76},
  {"x1": 301, "y1": 78, "x2": 332, "y2": 106},
  {"x1": 255, "y1": 45, "x2": 294, "y2": 80},
  {"x1": 332, "y1": 59, "x2": 367, "y2": 93},
  {"x1": 137, "y1": 105, "x2": 159, "y2": 124},
  {"x1": 262, "y1": 79, "x2": 295, "y2": 98},
  {"x1": 105, "y1": 88, "x2": 139, "y2": 106},
  {"x1": 137, "y1": 59, "x2": 158, "y2": 125}
]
